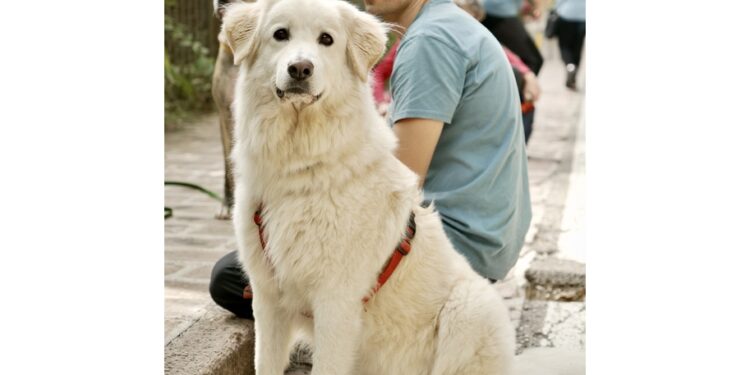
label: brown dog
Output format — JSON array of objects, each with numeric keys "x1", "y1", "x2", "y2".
[{"x1": 211, "y1": 0, "x2": 246, "y2": 219}]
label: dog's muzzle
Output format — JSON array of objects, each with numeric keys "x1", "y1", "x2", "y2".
[
  {"x1": 275, "y1": 58, "x2": 322, "y2": 103},
  {"x1": 275, "y1": 83, "x2": 323, "y2": 103}
]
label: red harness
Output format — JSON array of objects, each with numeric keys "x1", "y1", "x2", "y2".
[{"x1": 253, "y1": 206, "x2": 416, "y2": 304}]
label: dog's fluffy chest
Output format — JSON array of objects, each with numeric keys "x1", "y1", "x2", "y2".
[{"x1": 248, "y1": 159, "x2": 414, "y2": 299}]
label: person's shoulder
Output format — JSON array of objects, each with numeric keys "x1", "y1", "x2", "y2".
[
  {"x1": 402, "y1": 9, "x2": 478, "y2": 57},
  {"x1": 398, "y1": 32, "x2": 465, "y2": 62},
  {"x1": 405, "y1": 3, "x2": 494, "y2": 55}
]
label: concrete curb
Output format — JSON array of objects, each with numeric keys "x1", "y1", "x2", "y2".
[
  {"x1": 165, "y1": 304, "x2": 255, "y2": 375},
  {"x1": 517, "y1": 257, "x2": 586, "y2": 354},
  {"x1": 525, "y1": 257, "x2": 586, "y2": 301}
]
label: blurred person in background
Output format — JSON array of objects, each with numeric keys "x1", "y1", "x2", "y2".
[
  {"x1": 481, "y1": 0, "x2": 543, "y2": 75},
  {"x1": 478, "y1": 0, "x2": 541, "y2": 142},
  {"x1": 554, "y1": 0, "x2": 586, "y2": 89}
]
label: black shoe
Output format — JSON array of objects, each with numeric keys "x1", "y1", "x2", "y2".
[
  {"x1": 566, "y1": 73, "x2": 576, "y2": 89},
  {"x1": 565, "y1": 64, "x2": 577, "y2": 90}
]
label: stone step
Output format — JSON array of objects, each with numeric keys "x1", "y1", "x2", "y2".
[
  {"x1": 165, "y1": 304, "x2": 255, "y2": 375},
  {"x1": 524, "y1": 256, "x2": 586, "y2": 301}
]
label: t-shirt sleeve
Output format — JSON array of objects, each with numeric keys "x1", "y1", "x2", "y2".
[{"x1": 388, "y1": 35, "x2": 468, "y2": 126}]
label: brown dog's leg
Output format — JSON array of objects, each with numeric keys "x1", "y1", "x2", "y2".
[{"x1": 212, "y1": 43, "x2": 239, "y2": 220}]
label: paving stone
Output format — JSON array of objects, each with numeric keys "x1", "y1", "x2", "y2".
[
  {"x1": 165, "y1": 235, "x2": 231, "y2": 249},
  {"x1": 165, "y1": 262, "x2": 183, "y2": 276},
  {"x1": 165, "y1": 277, "x2": 211, "y2": 293},
  {"x1": 165, "y1": 222, "x2": 190, "y2": 235},
  {"x1": 195, "y1": 220, "x2": 235, "y2": 237},
  {"x1": 168, "y1": 208, "x2": 225, "y2": 222},
  {"x1": 167, "y1": 248, "x2": 230, "y2": 263},
  {"x1": 183, "y1": 263, "x2": 217, "y2": 280}
]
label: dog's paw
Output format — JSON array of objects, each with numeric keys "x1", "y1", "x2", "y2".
[{"x1": 215, "y1": 205, "x2": 232, "y2": 220}]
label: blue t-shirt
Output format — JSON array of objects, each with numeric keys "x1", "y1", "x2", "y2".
[
  {"x1": 483, "y1": 0, "x2": 523, "y2": 17},
  {"x1": 387, "y1": 0, "x2": 532, "y2": 280},
  {"x1": 556, "y1": 0, "x2": 586, "y2": 21}
]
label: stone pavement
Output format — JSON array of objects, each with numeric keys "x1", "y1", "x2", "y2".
[
  {"x1": 164, "y1": 23, "x2": 586, "y2": 373},
  {"x1": 165, "y1": 117, "x2": 237, "y2": 346},
  {"x1": 510, "y1": 16, "x2": 587, "y2": 352}
]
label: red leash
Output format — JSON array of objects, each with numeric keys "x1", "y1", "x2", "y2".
[{"x1": 253, "y1": 205, "x2": 416, "y2": 304}]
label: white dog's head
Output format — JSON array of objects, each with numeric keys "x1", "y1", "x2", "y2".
[{"x1": 221, "y1": 0, "x2": 387, "y2": 109}]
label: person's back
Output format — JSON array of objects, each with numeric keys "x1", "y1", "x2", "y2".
[
  {"x1": 388, "y1": 0, "x2": 531, "y2": 280},
  {"x1": 483, "y1": 0, "x2": 523, "y2": 17},
  {"x1": 556, "y1": 0, "x2": 586, "y2": 21}
]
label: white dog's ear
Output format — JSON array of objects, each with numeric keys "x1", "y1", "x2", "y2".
[
  {"x1": 339, "y1": 3, "x2": 388, "y2": 82},
  {"x1": 220, "y1": 2, "x2": 262, "y2": 65},
  {"x1": 214, "y1": 0, "x2": 245, "y2": 19}
]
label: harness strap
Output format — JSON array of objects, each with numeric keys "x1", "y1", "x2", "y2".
[
  {"x1": 362, "y1": 212, "x2": 416, "y2": 303},
  {"x1": 253, "y1": 205, "x2": 416, "y2": 305},
  {"x1": 253, "y1": 209, "x2": 267, "y2": 250}
]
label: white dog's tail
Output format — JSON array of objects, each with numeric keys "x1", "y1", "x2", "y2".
[{"x1": 514, "y1": 347, "x2": 585, "y2": 375}]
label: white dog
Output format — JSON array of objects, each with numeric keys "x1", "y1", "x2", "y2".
[{"x1": 222, "y1": 0, "x2": 581, "y2": 374}]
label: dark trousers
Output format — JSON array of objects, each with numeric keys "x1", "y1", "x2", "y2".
[
  {"x1": 557, "y1": 18, "x2": 586, "y2": 67},
  {"x1": 209, "y1": 251, "x2": 254, "y2": 319},
  {"x1": 512, "y1": 68, "x2": 535, "y2": 144},
  {"x1": 522, "y1": 109, "x2": 535, "y2": 144},
  {"x1": 482, "y1": 14, "x2": 544, "y2": 75}
]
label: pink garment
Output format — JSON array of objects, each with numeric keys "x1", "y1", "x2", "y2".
[
  {"x1": 371, "y1": 39, "x2": 400, "y2": 106},
  {"x1": 503, "y1": 46, "x2": 531, "y2": 75}
]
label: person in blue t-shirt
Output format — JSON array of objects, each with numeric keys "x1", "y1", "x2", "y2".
[{"x1": 365, "y1": 0, "x2": 532, "y2": 282}]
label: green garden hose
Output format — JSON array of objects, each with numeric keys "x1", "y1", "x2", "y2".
[{"x1": 164, "y1": 181, "x2": 223, "y2": 218}]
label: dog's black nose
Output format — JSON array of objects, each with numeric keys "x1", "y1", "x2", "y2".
[{"x1": 288, "y1": 60, "x2": 314, "y2": 81}]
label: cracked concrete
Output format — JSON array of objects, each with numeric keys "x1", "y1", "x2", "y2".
[{"x1": 517, "y1": 300, "x2": 585, "y2": 351}]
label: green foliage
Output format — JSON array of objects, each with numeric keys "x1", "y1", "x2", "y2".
[{"x1": 164, "y1": 12, "x2": 215, "y2": 126}]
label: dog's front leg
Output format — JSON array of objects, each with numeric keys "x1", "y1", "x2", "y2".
[
  {"x1": 310, "y1": 294, "x2": 363, "y2": 375},
  {"x1": 253, "y1": 288, "x2": 296, "y2": 375}
]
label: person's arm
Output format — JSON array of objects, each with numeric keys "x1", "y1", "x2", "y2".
[
  {"x1": 503, "y1": 47, "x2": 530, "y2": 75},
  {"x1": 392, "y1": 118, "x2": 444, "y2": 187},
  {"x1": 504, "y1": 47, "x2": 539, "y2": 101},
  {"x1": 522, "y1": 71, "x2": 540, "y2": 102},
  {"x1": 388, "y1": 36, "x2": 466, "y2": 185}
]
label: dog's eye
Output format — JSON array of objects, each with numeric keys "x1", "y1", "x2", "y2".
[
  {"x1": 318, "y1": 33, "x2": 334, "y2": 46},
  {"x1": 273, "y1": 28, "x2": 289, "y2": 41}
]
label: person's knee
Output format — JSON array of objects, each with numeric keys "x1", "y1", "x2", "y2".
[
  {"x1": 208, "y1": 251, "x2": 255, "y2": 319},
  {"x1": 208, "y1": 263, "x2": 226, "y2": 304},
  {"x1": 209, "y1": 251, "x2": 241, "y2": 305}
]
